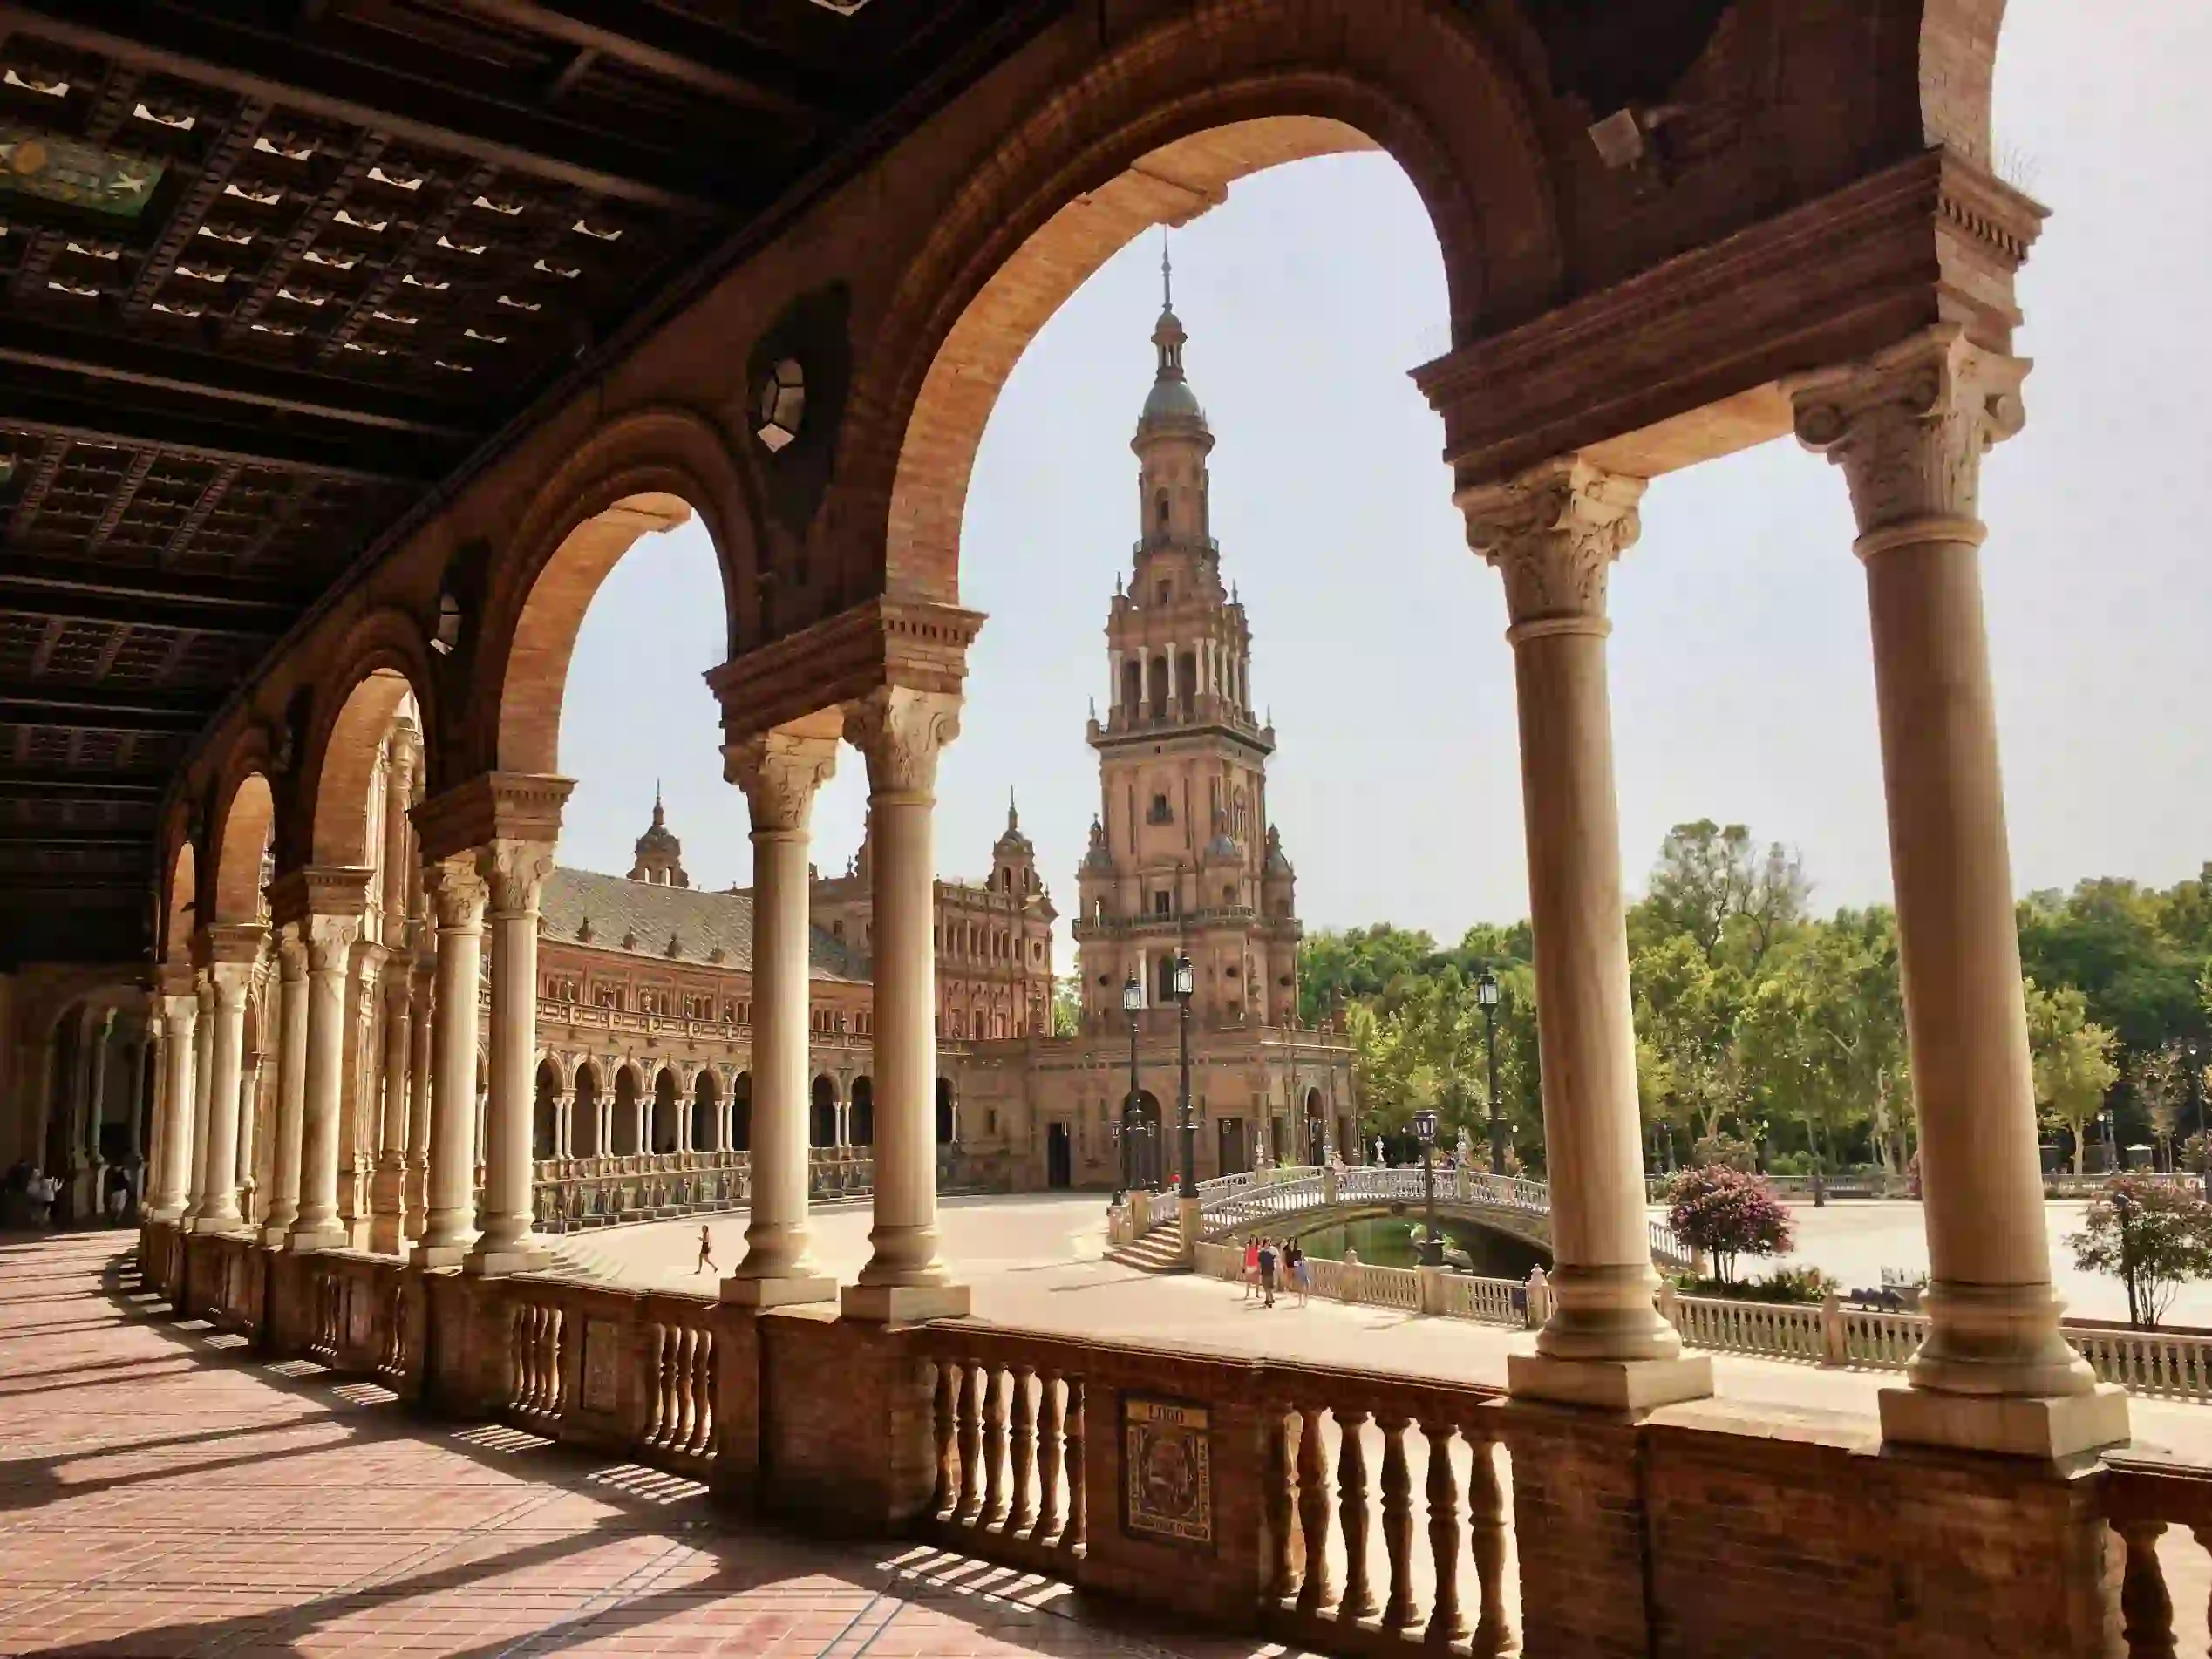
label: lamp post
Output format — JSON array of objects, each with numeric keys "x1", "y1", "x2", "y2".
[
  {"x1": 1108, "y1": 1117, "x2": 1125, "y2": 1207},
  {"x1": 1121, "y1": 973, "x2": 1140, "y2": 1202},
  {"x1": 1476, "y1": 969, "x2": 1501, "y2": 1174},
  {"x1": 1174, "y1": 954, "x2": 1196, "y2": 1198},
  {"x1": 1414, "y1": 1107, "x2": 1441, "y2": 1268}
]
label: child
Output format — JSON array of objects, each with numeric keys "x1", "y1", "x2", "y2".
[
  {"x1": 1243, "y1": 1236, "x2": 1261, "y2": 1301},
  {"x1": 694, "y1": 1224, "x2": 716, "y2": 1275}
]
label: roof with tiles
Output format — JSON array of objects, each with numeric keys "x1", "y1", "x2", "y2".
[{"x1": 541, "y1": 867, "x2": 863, "y2": 982}]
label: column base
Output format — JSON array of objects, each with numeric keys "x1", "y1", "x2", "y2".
[
  {"x1": 366, "y1": 1218, "x2": 405, "y2": 1256},
  {"x1": 410, "y1": 1241, "x2": 472, "y2": 1268},
  {"x1": 720, "y1": 1272, "x2": 837, "y2": 1309},
  {"x1": 192, "y1": 1215, "x2": 252, "y2": 1241},
  {"x1": 463, "y1": 1241, "x2": 555, "y2": 1276},
  {"x1": 287, "y1": 1224, "x2": 350, "y2": 1254},
  {"x1": 839, "y1": 1282, "x2": 971, "y2": 1323},
  {"x1": 1878, "y1": 1382, "x2": 2129, "y2": 1460},
  {"x1": 1508, "y1": 1351, "x2": 1714, "y2": 1413}
]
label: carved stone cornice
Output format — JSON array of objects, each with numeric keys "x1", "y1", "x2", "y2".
[
  {"x1": 1415, "y1": 150, "x2": 2046, "y2": 490},
  {"x1": 425, "y1": 853, "x2": 489, "y2": 932},
  {"x1": 1458, "y1": 458, "x2": 1646, "y2": 636},
  {"x1": 1789, "y1": 323, "x2": 2026, "y2": 560},
  {"x1": 843, "y1": 686, "x2": 963, "y2": 799},
  {"x1": 268, "y1": 867, "x2": 375, "y2": 928},
  {"x1": 707, "y1": 597, "x2": 983, "y2": 749},
  {"x1": 412, "y1": 772, "x2": 575, "y2": 864},
  {"x1": 194, "y1": 921, "x2": 269, "y2": 969},
  {"x1": 479, "y1": 838, "x2": 556, "y2": 919},
  {"x1": 725, "y1": 717, "x2": 840, "y2": 834}
]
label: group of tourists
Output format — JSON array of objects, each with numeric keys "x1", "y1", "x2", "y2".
[{"x1": 1242, "y1": 1234, "x2": 1312, "y2": 1308}]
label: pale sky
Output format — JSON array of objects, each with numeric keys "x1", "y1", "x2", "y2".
[{"x1": 555, "y1": 1, "x2": 2212, "y2": 957}]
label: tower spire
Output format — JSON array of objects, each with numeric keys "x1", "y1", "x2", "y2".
[{"x1": 1161, "y1": 235, "x2": 1172, "y2": 312}]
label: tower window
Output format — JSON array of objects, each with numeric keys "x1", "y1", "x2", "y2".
[
  {"x1": 1157, "y1": 581, "x2": 1171, "y2": 603},
  {"x1": 1155, "y1": 493, "x2": 1169, "y2": 528},
  {"x1": 1147, "y1": 792, "x2": 1173, "y2": 825},
  {"x1": 1153, "y1": 890, "x2": 1172, "y2": 916}
]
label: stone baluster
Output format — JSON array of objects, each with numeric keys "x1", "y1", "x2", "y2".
[
  {"x1": 956, "y1": 1359, "x2": 986, "y2": 1524},
  {"x1": 1295, "y1": 1404, "x2": 1336, "y2": 1614},
  {"x1": 1337, "y1": 1407, "x2": 1378, "y2": 1621},
  {"x1": 981, "y1": 1364, "x2": 1011, "y2": 1529},
  {"x1": 1378, "y1": 1413, "x2": 1417, "y2": 1630},
  {"x1": 724, "y1": 722, "x2": 838, "y2": 1307},
  {"x1": 412, "y1": 856, "x2": 485, "y2": 1266},
  {"x1": 1468, "y1": 1436, "x2": 1512, "y2": 1655},
  {"x1": 1008, "y1": 1363, "x2": 1039, "y2": 1534},
  {"x1": 1035, "y1": 1371, "x2": 1065, "y2": 1542},
  {"x1": 930, "y1": 1361, "x2": 961, "y2": 1518},
  {"x1": 1793, "y1": 324, "x2": 2126, "y2": 1458},
  {"x1": 2116, "y1": 1520, "x2": 2174, "y2": 1659},
  {"x1": 1460, "y1": 458, "x2": 1709, "y2": 1412},
  {"x1": 1266, "y1": 1404, "x2": 1302, "y2": 1601},
  {"x1": 1062, "y1": 1383, "x2": 1086, "y2": 1551},
  {"x1": 1423, "y1": 1417, "x2": 1467, "y2": 1645},
  {"x1": 467, "y1": 838, "x2": 555, "y2": 1274},
  {"x1": 841, "y1": 688, "x2": 969, "y2": 1320}
]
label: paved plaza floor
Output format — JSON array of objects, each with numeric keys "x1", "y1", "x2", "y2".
[{"x1": 0, "y1": 1230, "x2": 1311, "y2": 1659}]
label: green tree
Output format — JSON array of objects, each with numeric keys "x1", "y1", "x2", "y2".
[
  {"x1": 1635, "y1": 820, "x2": 1810, "y2": 970},
  {"x1": 2132, "y1": 1041, "x2": 2190, "y2": 1171},
  {"x1": 2025, "y1": 978, "x2": 2121, "y2": 1174},
  {"x1": 2068, "y1": 1174, "x2": 2212, "y2": 1329},
  {"x1": 1050, "y1": 976, "x2": 1080, "y2": 1038}
]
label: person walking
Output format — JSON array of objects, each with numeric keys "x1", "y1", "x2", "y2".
[
  {"x1": 1242, "y1": 1236, "x2": 1261, "y2": 1301},
  {"x1": 1289, "y1": 1242, "x2": 1311, "y2": 1308},
  {"x1": 694, "y1": 1224, "x2": 717, "y2": 1275},
  {"x1": 1257, "y1": 1237, "x2": 1278, "y2": 1309}
]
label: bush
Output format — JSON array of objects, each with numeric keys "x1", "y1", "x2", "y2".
[
  {"x1": 1664, "y1": 1165, "x2": 1794, "y2": 1285},
  {"x1": 1674, "y1": 1265, "x2": 1839, "y2": 1305},
  {"x1": 2068, "y1": 1173, "x2": 2212, "y2": 1329}
]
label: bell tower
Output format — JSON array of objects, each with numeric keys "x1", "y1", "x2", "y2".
[{"x1": 1075, "y1": 249, "x2": 1302, "y2": 1029}]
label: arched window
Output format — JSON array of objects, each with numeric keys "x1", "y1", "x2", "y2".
[{"x1": 1155, "y1": 491, "x2": 1169, "y2": 530}]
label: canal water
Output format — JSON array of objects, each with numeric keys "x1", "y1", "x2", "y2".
[{"x1": 1291, "y1": 1214, "x2": 1546, "y2": 1278}]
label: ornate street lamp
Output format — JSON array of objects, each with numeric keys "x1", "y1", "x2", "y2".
[
  {"x1": 1120, "y1": 972, "x2": 1141, "y2": 1201},
  {"x1": 1414, "y1": 1107, "x2": 1442, "y2": 1268},
  {"x1": 1476, "y1": 969, "x2": 1502, "y2": 1175},
  {"x1": 1174, "y1": 953, "x2": 1196, "y2": 1198}
]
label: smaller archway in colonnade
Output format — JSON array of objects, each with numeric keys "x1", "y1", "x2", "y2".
[
  {"x1": 572, "y1": 1061, "x2": 602, "y2": 1158},
  {"x1": 731, "y1": 1071, "x2": 752, "y2": 1153},
  {"x1": 612, "y1": 1065, "x2": 642, "y2": 1156},
  {"x1": 207, "y1": 770, "x2": 276, "y2": 927},
  {"x1": 849, "y1": 1076, "x2": 873, "y2": 1149},
  {"x1": 691, "y1": 1070, "x2": 719, "y2": 1153},
  {"x1": 533, "y1": 1059, "x2": 560, "y2": 1160},
  {"x1": 809, "y1": 1074, "x2": 837, "y2": 1149},
  {"x1": 1304, "y1": 1087, "x2": 1327, "y2": 1164},
  {"x1": 935, "y1": 1078, "x2": 954, "y2": 1146},
  {"x1": 650, "y1": 1067, "x2": 679, "y2": 1154}
]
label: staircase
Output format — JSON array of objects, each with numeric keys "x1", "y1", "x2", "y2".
[{"x1": 1107, "y1": 1214, "x2": 1190, "y2": 1273}]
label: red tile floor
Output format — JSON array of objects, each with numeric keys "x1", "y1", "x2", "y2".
[{"x1": 0, "y1": 1233, "x2": 1305, "y2": 1659}]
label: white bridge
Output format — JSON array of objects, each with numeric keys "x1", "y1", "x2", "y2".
[{"x1": 1188, "y1": 1164, "x2": 1692, "y2": 1272}]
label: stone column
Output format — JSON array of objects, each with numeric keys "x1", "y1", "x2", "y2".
[
  {"x1": 404, "y1": 962, "x2": 433, "y2": 1241},
  {"x1": 183, "y1": 970, "x2": 215, "y2": 1224},
  {"x1": 147, "y1": 993, "x2": 199, "y2": 1220},
  {"x1": 723, "y1": 722, "x2": 839, "y2": 1307},
  {"x1": 126, "y1": 1024, "x2": 153, "y2": 1207},
  {"x1": 1793, "y1": 323, "x2": 2126, "y2": 1457},
  {"x1": 235, "y1": 1042, "x2": 262, "y2": 1223},
  {"x1": 369, "y1": 964, "x2": 412, "y2": 1254},
  {"x1": 337, "y1": 941, "x2": 385, "y2": 1245},
  {"x1": 413, "y1": 855, "x2": 485, "y2": 1266},
  {"x1": 841, "y1": 688, "x2": 969, "y2": 1321},
  {"x1": 77, "y1": 1007, "x2": 116, "y2": 1215},
  {"x1": 194, "y1": 933, "x2": 262, "y2": 1234},
  {"x1": 262, "y1": 932, "x2": 310, "y2": 1244},
  {"x1": 1460, "y1": 456, "x2": 1708, "y2": 1411},
  {"x1": 290, "y1": 915, "x2": 359, "y2": 1252},
  {"x1": 466, "y1": 839, "x2": 555, "y2": 1275}
]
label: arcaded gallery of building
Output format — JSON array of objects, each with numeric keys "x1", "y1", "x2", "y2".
[{"x1": 0, "y1": 3, "x2": 2175, "y2": 1657}]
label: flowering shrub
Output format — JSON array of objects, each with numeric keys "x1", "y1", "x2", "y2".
[
  {"x1": 1691, "y1": 1132, "x2": 1757, "y2": 1173},
  {"x1": 2068, "y1": 1173, "x2": 2212, "y2": 1329},
  {"x1": 1664, "y1": 1165, "x2": 1794, "y2": 1285}
]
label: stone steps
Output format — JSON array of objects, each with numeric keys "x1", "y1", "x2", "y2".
[{"x1": 1106, "y1": 1222, "x2": 1189, "y2": 1274}]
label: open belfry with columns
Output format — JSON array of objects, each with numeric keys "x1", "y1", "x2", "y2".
[{"x1": 0, "y1": 3, "x2": 2175, "y2": 1655}]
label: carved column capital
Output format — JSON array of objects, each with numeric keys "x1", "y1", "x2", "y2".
[
  {"x1": 727, "y1": 729, "x2": 840, "y2": 834},
  {"x1": 276, "y1": 926, "x2": 309, "y2": 982},
  {"x1": 478, "y1": 838, "x2": 555, "y2": 919},
  {"x1": 425, "y1": 853, "x2": 489, "y2": 932},
  {"x1": 208, "y1": 961, "x2": 255, "y2": 1010},
  {"x1": 303, "y1": 914, "x2": 361, "y2": 975},
  {"x1": 160, "y1": 992, "x2": 199, "y2": 1032},
  {"x1": 1458, "y1": 457, "x2": 1646, "y2": 637},
  {"x1": 1790, "y1": 323, "x2": 2027, "y2": 560},
  {"x1": 844, "y1": 686, "x2": 963, "y2": 799}
]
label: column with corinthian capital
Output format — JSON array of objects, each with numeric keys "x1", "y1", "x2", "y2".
[
  {"x1": 148, "y1": 990, "x2": 199, "y2": 1220},
  {"x1": 1793, "y1": 323, "x2": 2126, "y2": 1458},
  {"x1": 841, "y1": 687, "x2": 970, "y2": 1321},
  {"x1": 404, "y1": 961, "x2": 434, "y2": 1241},
  {"x1": 262, "y1": 930, "x2": 310, "y2": 1244},
  {"x1": 722, "y1": 718, "x2": 840, "y2": 1307},
  {"x1": 290, "y1": 913, "x2": 360, "y2": 1251},
  {"x1": 194, "y1": 927, "x2": 264, "y2": 1234},
  {"x1": 413, "y1": 855, "x2": 485, "y2": 1266},
  {"x1": 466, "y1": 839, "x2": 555, "y2": 1274},
  {"x1": 1460, "y1": 456, "x2": 1710, "y2": 1411},
  {"x1": 370, "y1": 964, "x2": 412, "y2": 1254},
  {"x1": 182, "y1": 969, "x2": 215, "y2": 1225}
]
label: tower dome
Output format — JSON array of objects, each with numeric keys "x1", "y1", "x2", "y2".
[
  {"x1": 627, "y1": 784, "x2": 689, "y2": 887},
  {"x1": 1136, "y1": 244, "x2": 1208, "y2": 434}
]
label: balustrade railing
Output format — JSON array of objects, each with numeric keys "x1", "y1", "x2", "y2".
[
  {"x1": 910, "y1": 1328, "x2": 1088, "y2": 1576},
  {"x1": 1670, "y1": 1294, "x2": 1826, "y2": 1362},
  {"x1": 640, "y1": 1306, "x2": 718, "y2": 1471},
  {"x1": 2106, "y1": 1461, "x2": 2212, "y2": 1658}
]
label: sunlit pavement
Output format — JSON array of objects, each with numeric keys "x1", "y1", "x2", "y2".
[{"x1": 0, "y1": 1230, "x2": 1316, "y2": 1659}]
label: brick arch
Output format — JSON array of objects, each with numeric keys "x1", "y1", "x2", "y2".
[
  {"x1": 160, "y1": 840, "x2": 197, "y2": 969},
  {"x1": 206, "y1": 768, "x2": 276, "y2": 927},
  {"x1": 1921, "y1": 0, "x2": 2009, "y2": 167},
  {"x1": 845, "y1": 3, "x2": 1554, "y2": 605},
  {"x1": 306, "y1": 666, "x2": 420, "y2": 871},
  {"x1": 466, "y1": 405, "x2": 754, "y2": 782}
]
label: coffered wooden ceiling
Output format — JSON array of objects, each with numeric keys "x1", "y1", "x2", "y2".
[{"x1": 0, "y1": 0, "x2": 1061, "y2": 966}]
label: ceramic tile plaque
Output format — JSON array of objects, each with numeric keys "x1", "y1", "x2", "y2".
[
  {"x1": 582, "y1": 1317, "x2": 623, "y2": 1413},
  {"x1": 1122, "y1": 1394, "x2": 1212, "y2": 1547}
]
